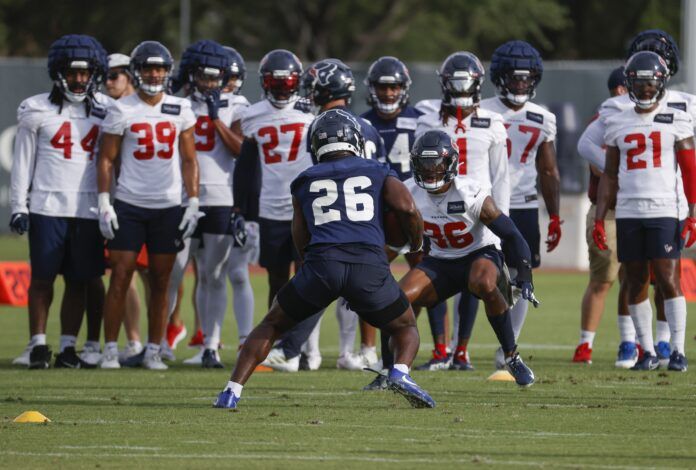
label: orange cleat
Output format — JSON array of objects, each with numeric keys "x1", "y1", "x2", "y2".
[{"x1": 572, "y1": 342, "x2": 592, "y2": 364}]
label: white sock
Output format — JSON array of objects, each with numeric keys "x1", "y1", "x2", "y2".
[
  {"x1": 655, "y1": 320, "x2": 670, "y2": 344},
  {"x1": 579, "y1": 330, "x2": 596, "y2": 347},
  {"x1": 105, "y1": 341, "x2": 119, "y2": 356},
  {"x1": 663, "y1": 296, "x2": 687, "y2": 354},
  {"x1": 393, "y1": 363, "x2": 409, "y2": 374},
  {"x1": 628, "y1": 299, "x2": 655, "y2": 355},
  {"x1": 361, "y1": 345, "x2": 377, "y2": 356},
  {"x1": 84, "y1": 340, "x2": 100, "y2": 350},
  {"x1": 144, "y1": 342, "x2": 160, "y2": 358},
  {"x1": 229, "y1": 246, "x2": 254, "y2": 342},
  {"x1": 30, "y1": 334, "x2": 46, "y2": 346},
  {"x1": 304, "y1": 315, "x2": 322, "y2": 357},
  {"x1": 59, "y1": 335, "x2": 76, "y2": 353},
  {"x1": 226, "y1": 381, "x2": 243, "y2": 397},
  {"x1": 127, "y1": 340, "x2": 142, "y2": 352},
  {"x1": 336, "y1": 298, "x2": 358, "y2": 356},
  {"x1": 617, "y1": 315, "x2": 636, "y2": 343},
  {"x1": 451, "y1": 293, "x2": 461, "y2": 351},
  {"x1": 510, "y1": 298, "x2": 529, "y2": 341},
  {"x1": 166, "y1": 237, "x2": 195, "y2": 319}
]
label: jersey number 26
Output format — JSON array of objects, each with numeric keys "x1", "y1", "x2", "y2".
[{"x1": 310, "y1": 176, "x2": 374, "y2": 226}]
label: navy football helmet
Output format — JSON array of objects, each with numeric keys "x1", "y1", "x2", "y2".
[
  {"x1": 223, "y1": 46, "x2": 246, "y2": 93},
  {"x1": 411, "y1": 130, "x2": 459, "y2": 191},
  {"x1": 130, "y1": 41, "x2": 173, "y2": 96},
  {"x1": 624, "y1": 51, "x2": 669, "y2": 109},
  {"x1": 490, "y1": 40, "x2": 543, "y2": 106},
  {"x1": 438, "y1": 52, "x2": 485, "y2": 109},
  {"x1": 310, "y1": 108, "x2": 365, "y2": 161},
  {"x1": 48, "y1": 34, "x2": 108, "y2": 103},
  {"x1": 259, "y1": 49, "x2": 302, "y2": 107},
  {"x1": 628, "y1": 29, "x2": 680, "y2": 77},
  {"x1": 365, "y1": 56, "x2": 412, "y2": 114},
  {"x1": 180, "y1": 40, "x2": 230, "y2": 97},
  {"x1": 305, "y1": 59, "x2": 355, "y2": 106}
]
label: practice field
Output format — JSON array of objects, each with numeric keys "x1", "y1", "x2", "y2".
[{"x1": 0, "y1": 236, "x2": 694, "y2": 469}]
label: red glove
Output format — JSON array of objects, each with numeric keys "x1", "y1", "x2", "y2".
[
  {"x1": 593, "y1": 219, "x2": 608, "y2": 250},
  {"x1": 681, "y1": 217, "x2": 696, "y2": 248},
  {"x1": 546, "y1": 214, "x2": 563, "y2": 252}
]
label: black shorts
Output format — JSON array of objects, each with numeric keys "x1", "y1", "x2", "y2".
[
  {"x1": 505, "y1": 208, "x2": 540, "y2": 268},
  {"x1": 616, "y1": 217, "x2": 683, "y2": 262},
  {"x1": 108, "y1": 199, "x2": 184, "y2": 254},
  {"x1": 28, "y1": 213, "x2": 104, "y2": 281},
  {"x1": 259, "y1": 217, "x2": 299, "y2": 268}
]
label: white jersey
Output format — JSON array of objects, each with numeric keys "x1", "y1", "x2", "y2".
[
  {"x1": 604, "y1": 102, "x2": 693, "y2": 219},
  {"x1": 241, "y1": 99, "x2": 314, "y2": 220},
  {"x1": 415, "y1": 107, "x2": 510, "y2": 214},
  {"x1": 10, "y1": 92, "x2": 112, "y2": 218},
  {"x1": 190, "y1": 92, "x2": 248, "y2": 206},
  {"x1": 480, "y1": 97, "x2": 557, "y2": 209},
  {"x1": 407, "y1": 177, "x2": 500, "y2": 259},
  {"x1": 414, "y1": 99, "x2": 442, "y2": 115},
  {"x1": 102, "y1": 93, "x2": 196, "y2": 208}
]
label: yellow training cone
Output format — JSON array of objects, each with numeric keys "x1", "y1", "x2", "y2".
[
  {"x1": 486, "y1": 370, "x2": 516, "y2": 382},
  {"x1": 13, "y1": 411, "x2": 51, "y2": 423}
]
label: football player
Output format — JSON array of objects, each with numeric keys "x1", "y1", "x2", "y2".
[
  {"x1": 366, "y1": 130, "x2": 537, "y2": 390},
  {"x1": 481, "y1": 41, "x2": 560, "y2": 369},
  {"x1": 214, "y1": 109, "x2": 435, "y2": 409},
  {"x1": 97, "y1": 41, "x2": 201, "y2": 370},
  {"x1": 10, "y1": 34, "x2": 110, "y2": 369},
  {"x1": 414, "y1": 52, "x2": 510, "y2": 371},
  {"x1": 594, "y1": 51, "x2": 695, "y2": 371},
  {"x1": 105, "y1": 53, "x2": 134, "y2": 99}
]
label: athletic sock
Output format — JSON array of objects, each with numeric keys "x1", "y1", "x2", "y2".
[
  {"x1": 426, "y1": 302, "x2": 447, "y2": 339},
  {"x1": 510, "y1": 299, "x2": 529, "y2": 341},
  {"x1": 663, "y1": 296, "x2": 687, "y2": 354},
  {"x1": 617, "y1": 315, "x2": 636, "y2": 343},
  {"x1": 434, "y1": 342, "x2": 448, "y2": 359},
  {"x1": 393, "y1": 363, "x2": 409, "y2": 374},
  {"x1": 59, "y1": 335, "x2": 76, "y2": 353},
  {"x1": 127, "y1": 340, "x2": 142, "y2": 353},
  {"x1": 226, "y1": 381, "x2": 243, "y2": 397},
  {"x1": 380, "y1": 332, "x2": 394, "y2": 370},
  {"x1": 336, "y1": 298, "x2": 358, "y2": 356},
  {"x1": 655, "y1": 320, "x2": 670, "y2": 344},
  {"x1": 105, "y1": 341, "x2": 118, "y2": 356},
  {"x1": 144, "y1": 342, "x2": 160, "y2": 358},
  {"x1": 628, "y1": 299, "x2": 655, "y2": 355},
  {"x1": 487, "y1": 310, "x2": 516, "y2": 355},
  {"x1": 579, "y1": 330, "x2": 596, "y2": 348},
  {"x1": 454, "y1": 345, "x2": 468, "y2": 360},
  {"x1": 304, "y1": 316, "x2": 322, "y2": 357},
  {"x1": 30, "y1": 334, "x2": 46, "y2": 347},
  {"x1": 457, "y1": 291, "x2": 479, "y2": 340},
  {"x1": 84, "y1": 340, "x2": 100, "y2": 351}
]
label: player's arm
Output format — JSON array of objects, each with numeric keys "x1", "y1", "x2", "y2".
[
  {"x1": 179, "y1": 126, "x2": 199, "y2": 199},
  {"x1": 212, "y1": 118, "x2": 243, "y2": 156},
  {"x1": 383, "y1": 176, "x2": 423, "y2": 252},
  {"x1": 291, "y1": 195, "x2": 310, "y2": 262},
  {"x1": 536, "y1": 141, "x2": 562, "y2": 251},
  {"x1": 489, "y1": 139, "x2": 510, "y2": 215},
  {"x1": 97, "y1": 133, "x2": 123, "y2": 194},
  {"x1": 676, "y1": 136, "x2": 696, "y2": 246},
  {"x1": 593, "y1": 145, "x2": 619, "y2": 250},
  {"x1": 232, "y1": 137, "x2": 261, "y2": 220},
  {"x1": 577, "y1": 118, "x2": 607, "y2": 171},
  {"x1": 9, "y1": 121, "x2": 37, "y2": 234}
]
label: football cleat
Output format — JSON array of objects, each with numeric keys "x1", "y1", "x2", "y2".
[
  {"x1": 213, "y1": 388, "x2": 240, "y2": 409},
  {"x1": 299, "y1": 353, "x2": 322, "y2": 371},
  {"x1": 360, "y1": 347, "x2": 379, "y2": 368},
  {"x1": 631, "y1": 352, "x2": 659, "y2": 371},
  {"x1": 143, "y1": 353, "x2": 168, "y2": 370},
  {"x1": 12, "y1": 342, "x2": 32, "y2": 367},
  {"x1": 505, "y1": 352, "x2": 535, "y2": 387},
  {"x1": 449, "y1": 350, "x2": 474, "y2": 371},
  {"x1": 386, "y1": 368, "x2": 436, "y2": 408},
  {"x1": 120, "y1": 349, "x2": 145, "y2": 367},
  {"x1": 337, "y1": 353, "x2": 367, "y2": 371},
  {"x1": 100, "y1": 351, "x2": 121, "y2": 369},
  {"x1": 362, "y1": 369, "x2": 389, "y2": 391},
  {"x1": 261, "y1": 347, "x2": 299, "y2": 372},
  {"x1": 159, "y1": 341, "x2": 176, "y2": 361},
  {"x1": 79, "y1": 344, "x2": 102, "y2": 368},
  {"x1": 415, "y1": 350, "x2": 451, "y2": 371},
  {"x1": 655, "y1": 341, "x2": 671, "y2": 369},
  {"x1": 202, "y1": 349, "x2": 224, "y2": 369},
  {"x1": 119, "y1": 341, "x2": 144, "y2": 362},
  {"x1": 572, "y1": 342, "x2": 593, "y2": 364},
  {"x1": 183, "y1": 348, "x2": 204, "y2": 365},
  {"x1": 54, "y1": 347, "x2": 87, "y2": 369},
  {"x1": 28, "y1": 345, "x2": 52, "y2": 370},
  {"x1": 615, "y1": 341, "x2": 639, "y2": 369},
  {"x1": 494, "y1": 346, "x2": 506, "y2": 370},
  {"x1": 188, "y1": 329, "x2": 204, "y2": 348},
  {"x1": 667, "y1": 351, "x2": 688, "y2": 372},
  {"x1": 166, "y1": 323, "x2": 188, "y2": 349}
]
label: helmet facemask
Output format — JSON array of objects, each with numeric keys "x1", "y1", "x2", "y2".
[
  {"x1": 262, "y1": 72, "x2": 300, "y2": 108},
  {"x1": 58, "y1": 60, "x2": 95, "y2": 103},
  {"x1": 498, "y1": 69, "x2": 538, "y2": 105},
  {"x1": 135, "y1": 60, "x2": 171, "y2": 96},
  {"x1": 412, "y1": 152, "x2": 458, "y2": 191},
  {"x1": 191, "y1": 66, "x2": 225, "y2": 100},
  {"x1": 627, "y1": 76, "x2": 665, "y2": 109},
  {"x1": 442, "y1": 71, "x2": 480, "y2": 109}
]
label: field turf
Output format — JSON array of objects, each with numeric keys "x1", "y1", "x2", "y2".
[{"x1": 0, "y1": 235, "x2": 694, "y2": 469}]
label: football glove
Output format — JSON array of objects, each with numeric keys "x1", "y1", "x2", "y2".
[
  {"x1": 179, "y1": 197, "x2": 205, "y2": 239},
  {"x1": 9, "y1": 213, "x2": 29, "y2": 235},
  {"x1": 592, "y1": 219, "x2": 608, "y2": 251},
  {"x1": 681, "y1": 216, "x2": 696, "y2": 248},
  {"x1": 97, "y1": 192, "x2": 119, "y2": 240},
  {"x1": 243, "y1": 221, "x2": 259, "y2": 255},
  {"x1": 205, "y1": 89, "x2": 221, "y2": 121},
  {"x1": 545, "y1": 214, "x2": 563, "y2": 252},
  {"x1": 230, "y1": 212, "x2": 248, "y2": 247}
]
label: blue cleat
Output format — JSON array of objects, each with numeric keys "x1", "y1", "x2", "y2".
[
  {"x1": 386, "y1": 368, "x2": 436, "y2": 408},
  {"x1": 655, "y1": 341, "x2": 671, "y2": 369},
  {"x1": 415, "y1": 353, "x2": 451, "y2": 371},
  {"x1": 449, "y1": 351, "x2": 474, "y2": 371},
  {"x1": 505, "y1": 352, "x2": 535, "y2": 387},
  {"x1": 667, "y1": 351, "x2": 688, "y2": 372},
  {"x1": 631, "y1": 352, "x2": 659, "y2": 371},
  {"x1": 614, "y1": 341, "x2": 638, "y2": 369},
  {"x1": 213, "y1": 388, "x2": 240, "y2": 409},
  {"x1": 120, "y1": 349, "x2": 145, "y2": 368}
]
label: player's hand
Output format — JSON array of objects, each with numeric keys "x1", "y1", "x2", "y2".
[
  {"x1": 243, "y1": 221, "x2": 259, "y2": 256},
  {"x1": 9, "y1": 213, "x2": 29, "y2": 235},
  {"x1": 517, "y1": 280, "x2": 540, "y2": 308},
  {"x1": 205, "y1": 89, "x2": 221, "y2": 121},
  {"x1": 592, "y1": 219, "x2": 608, "y2": 250},
  {"x1": 230, "y1": 212, "x2": 248, "y2": 247},
  {"x1": 546, "y1": 214, "x2": 563, "y2": 252},
  {"x1": 179, "y1": 197, "x2": 205, "y2": 239},
  {"x1": 96, "y1": 192, "x2": 119, "y2": 240},
  {"x1": 681, "y1": 216, "x2": 696, "y2": 248}
]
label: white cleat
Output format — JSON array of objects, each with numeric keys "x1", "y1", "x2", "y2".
[
  {"x1": 79, "y1": 344, "x2": 102, "y2": 367},
  {"x1": 183, "y1": 348, "x2": 204, "y2": 365},
  {"x1": 261, "y1": 347, "x2": 299, "y2": 372},
  {"x1": 305, "y1": 354, "x2": 322, "y2": 371},
  {"x1": 360, "y1": 347, "x2": 379, "y2": 368},
  {"x1": 12, "y1": 342, "x2": 32, "y2": 366},
  {"x1": 143, "y1": 353, "x2": 169, "y2": 370},
  {"x1": 100, "y1": 352, "x2": 121, "y2": 369},
  {"x1": 119, "y1": 341, "x2": 143, "y2": 362},
  {"x1": 337, "y1": 352, "x2": 368, "y2": 371},
  {"x1": 159, "y1": 341, "x2": 176, "y2": 362}
]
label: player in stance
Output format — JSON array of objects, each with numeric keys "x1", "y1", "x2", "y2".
[
  {"x1": 594, "y1": 51, "x2": 695, "y2": 371},
  {"x1": 214, "y1": 109, "x2": 434, "y2": 409},
  {"x1": 10, "y1": 35, "x2": 109, "y2": 369},
  {"x1": 415, "y1": 51, "x2": 510, "y2": 371},
  {"x1": 481, "y1": 41, "x2": 561, "y2": 369},
  {"x1": 97, "y1": 41, "x2": 201, "y2": 370}
]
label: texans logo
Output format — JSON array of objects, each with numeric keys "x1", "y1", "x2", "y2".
[
  {"x1": 334, "y1": 108, "x2": 361, "y2": 129},
  {"x1": 311, "y1": 62, "x2": 338, "y2": 86}
]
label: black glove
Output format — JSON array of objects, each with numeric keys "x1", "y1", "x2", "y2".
[
  {"x1": 10, "y1": 213, "x2": 29, "y2": 235},
  {"x1": 205, "y1": 89, "x2": 221, "y2": 121},
  {"x1": 230, "y1": 212, "x2": 247, "y2": 247}
]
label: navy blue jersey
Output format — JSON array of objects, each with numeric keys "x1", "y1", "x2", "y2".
[
  {"x1": 291, "y1": 156, "x2": 397, "y2": 260},
  {"x1": 361, "y1": 105, "x2": 423, "y2": 181}
]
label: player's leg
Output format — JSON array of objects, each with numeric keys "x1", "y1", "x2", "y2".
[
  {"x1": 258, "y1": 218, "x2": 294, "y2": 308},
  {"x1": 121, "y1": 274, "x2": 144, "y2": 360},
  {"x1": 263, "y1": 312, "x2": 322, "y2": 372},
  {"x1": 56, "y1": 278, "x2": 87, "y2": 368},
  {"x1": 228, "y1": 246, "x2": 254, "y2": 346},
  {"x1": 80, "y1": 276, "x2": 105, "y2": 366},
  {"x1": 301, "y1": 316, "x2": 322, "y2": 370},
  {"x1": 451, "y1": 291, "x2": 478, "y2": 371},
  {"x1": 358, "y1": 319, "x2": 378, "y2": 366},
  {"x1": 653, "y1": 281, "x2": 672, "y2": 367},
  {"x1": 336, "y1": 298, "x2": 361, "y2": 369},
  {"x1": 507, "y1": 209, "x2": 541, "y2": 337}
]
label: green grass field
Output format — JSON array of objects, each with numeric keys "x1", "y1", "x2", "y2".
[{"x1": 0, "y1": 235, "x2": 695, "y2": 469}]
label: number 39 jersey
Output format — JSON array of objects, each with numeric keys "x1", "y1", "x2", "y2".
[
  {"x1": 479, "y1": 97, "x2": 557, "y2": 209},
  {"x1": 102, "y1": 93, "x2": 196, "y2": 209},
  {"x1": 241, "y1": 99, "x2": 315, "y2": 221},
  {"x1": 291, "y1": 156, "x2": 397, "y2": 250},
  {"x1": 10, "y1": 92, "x2": 111, "y2": 219},
  {"x1": 406, "y1": 177, "x2": 500, "y2": 259},
  {"x1": 604, "y1": 102, "x2": 694, "y2": 219}
]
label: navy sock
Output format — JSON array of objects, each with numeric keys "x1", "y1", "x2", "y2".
[
  {"x1": 458, "y1": 291, "x2": 479, "y2": 340},
  {"x1": 380, "y1": 331, "x2": 394, "y2": 370},
  {"x1": 486, "y1": 310, "x2": 516, "y2": 355},
  {"x1": 426, "y1": 301, "x2": 447, "y2": 341}
]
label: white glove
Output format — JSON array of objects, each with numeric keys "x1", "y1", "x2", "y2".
[
  {"x1": 242, "y1": 221, "x2": 259, "y2": 253},
  {"x1": 179, "y1": 197, "x2": 205, "y2": 239},
  {"x1": 97, "y1": 192, "x2": 118, "y2": 240}
]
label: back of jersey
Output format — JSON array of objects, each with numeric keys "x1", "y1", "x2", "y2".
[{"x1": 291, "y1": 156, "x2": 395, "y2": 250}]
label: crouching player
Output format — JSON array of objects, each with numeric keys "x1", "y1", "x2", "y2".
[
  {"x1": 370, "y1": 130, "x2": 538, "y2": 389},
  {"x1": 214, "y1": 109, "x2": 435, "y2": 409}
]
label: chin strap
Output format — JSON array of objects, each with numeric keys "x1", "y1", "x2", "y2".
[{"x1": 454, "y1": 106, "x2": 466, "y2": 134}]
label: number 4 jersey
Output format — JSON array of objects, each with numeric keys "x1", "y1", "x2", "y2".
[
  {"x1": 101, "y1": 93, "x2": 196, "y2": 208},
  {"x1": 406, "y1": 176, "x2": 500, "y2": 259},
  {"x1": 604, "y1": 102, "x2": 694, "y2": 219},
  {"x1": 10, "y1": 92, "x2": 112, "y2": 219}
]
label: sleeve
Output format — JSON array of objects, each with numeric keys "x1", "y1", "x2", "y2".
[
  {"x1": 233, "y1": 138, "x2": 261, "y2": 221},
  {"x1": 543, "y1": 110, "x2": 557, "y2": 143},
  {"x1": 180, "y1": 101, "x2": 197, "y2": 131},
  {"x1": 466, "y1": 185, "x2": 491, "y2": 221},
  {"x1": 489, "y1": 124, "x2": 510, "y2": 215},
  {"x1": 674, "y1": 112, "x2": 694, "y2": 141},
  {"x1": 603, "y1": 117, "x2": 620, "y2": 148},
  {"x1": 10, "y1": 110, "x2": 39, "y2": 214},
  {"x1": 101, "y1": 103, "x2": 127, "y2": 135},
  {"x1": 577, "y1": 118, "x2": 607, "y2": 171},
  {"x1": 414, "y1": 116, "x2": 432, "y2": 139}
]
